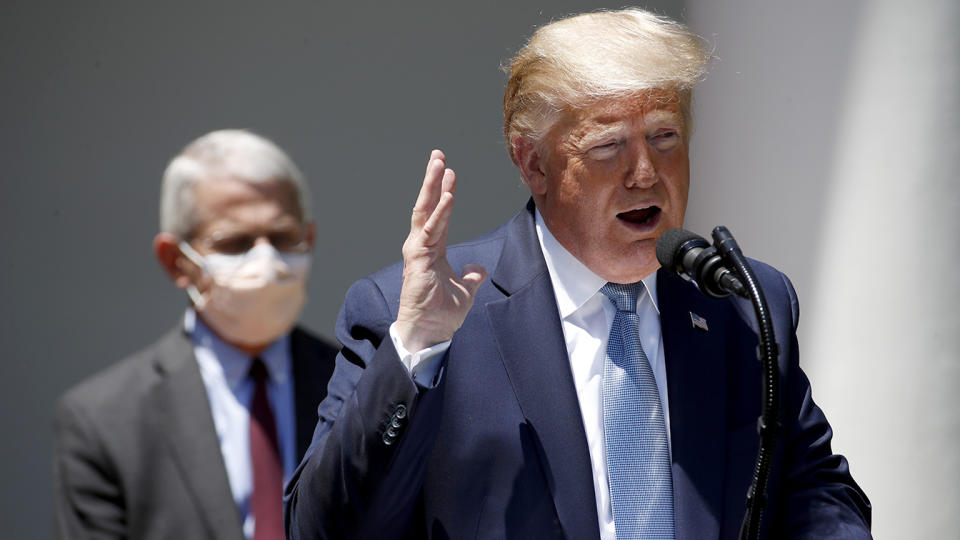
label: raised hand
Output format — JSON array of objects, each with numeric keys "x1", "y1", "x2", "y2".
[{"x1": 394, "y1": 150, "x2": 487, "y2": 352}]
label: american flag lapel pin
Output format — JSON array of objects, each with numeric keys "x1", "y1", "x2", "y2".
[{"x1": 690, "y1": 311, "x2": 709, "y2": 331}]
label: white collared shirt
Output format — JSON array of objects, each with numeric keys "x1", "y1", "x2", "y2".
[
  {"x1": 534, "y1": 210, "x2": 670, "y2": 540},
  {"x1": 185, "y1": 309, "x2": 297, "y2": 540}
]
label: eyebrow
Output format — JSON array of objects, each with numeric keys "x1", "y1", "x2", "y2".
[
  {"x1": 573, "y1": 124, "x2": 630, "y2": 148},
  {"x1": 207, "y1": 219, "x2": 301, "y2": 236},
  {"x1": 568, "y1": 106, "x2": 687, "y2": 151},
  {"x1": 642, "y1": 109, "x2": 684, "y2": 126}
]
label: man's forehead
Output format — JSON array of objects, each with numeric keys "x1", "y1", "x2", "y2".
[
  {"x1": 557, "y1": 94, "x2": 684, "y2": 143},
  {"x1": 580, "y1": 92, "x2": 683, "y2": 124},
  {"x1": 192, "y1": 177, "x2": 302, "y2": 225},
  {"x1": 194, "y1": 176, "x2": 296, "y2": 206}
]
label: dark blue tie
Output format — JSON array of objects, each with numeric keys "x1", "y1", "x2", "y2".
[{"x1": 600, "y1": 282, "x2": 674, "y2": 539}]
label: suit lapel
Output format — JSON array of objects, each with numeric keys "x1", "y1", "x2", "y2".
[
  {"x1": 147, "y1": 327, "x2": 244, "y2": 540},
  {"x1": 485, "y1": 202, "x2": 601, "y2": 539},
  {"x1": 658, "y1": 270, "x2": 728, "y2": 540}
]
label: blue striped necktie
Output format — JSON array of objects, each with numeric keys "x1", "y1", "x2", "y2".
[{"x1": 600, "y1": 282, "x2": 674, "y2": 539}]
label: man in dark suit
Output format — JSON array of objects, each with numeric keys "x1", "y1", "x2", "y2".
[
  {"x1": 54, "y1": 129, "x2": 338, "y2": 540},
  {"x1": 285, "y1": 8, "x2": 871, "y2": 540}
]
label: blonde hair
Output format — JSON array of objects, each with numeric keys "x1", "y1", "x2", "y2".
[
  {"x1": 503, "y1": 8, "x2": 711, "y2": 163},
  {"x1": 159, "y1": 129, "x2": 311, "y2": 239}
]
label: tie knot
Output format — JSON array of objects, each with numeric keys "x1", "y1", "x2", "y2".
[
  {"x1": 600, "y1": 281, "x2": 644, "y2": 312},
  {"x1": 249, "y1": 357, "x2": 270, "y2": 383}
]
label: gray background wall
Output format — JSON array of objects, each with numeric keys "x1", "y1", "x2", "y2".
[
  {"x1": 2, "y1": 1, "x2": 956, "y2": 538},
  {"x1": 1, "y1": 2, "x2": 681, "y2": 537}
]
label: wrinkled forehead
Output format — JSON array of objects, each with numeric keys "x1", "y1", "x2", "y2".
[
  {"x1": 192, "y1": 176, "x2": 304, "y2": 225},
  {"x1": 546, "y1": 90, "x2": 687, "y2": 145}
]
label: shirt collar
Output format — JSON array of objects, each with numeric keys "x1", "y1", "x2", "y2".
[
  {"x1": 534, "y1": 208, "x2": 660, "y2": 317},
  {"x1": 184, "y1": 308, "x2": 291, "y2": 390}
]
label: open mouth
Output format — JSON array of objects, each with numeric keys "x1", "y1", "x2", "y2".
[{"x1": 617, "y1": 206, "x2": 661, "y2": 225}]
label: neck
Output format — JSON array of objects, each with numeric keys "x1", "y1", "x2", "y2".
[{"x1": 194, "y1": 311, "x2": 271, "y2": 356}]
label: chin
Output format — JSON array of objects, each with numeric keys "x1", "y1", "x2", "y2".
[
  {"x1": 612, "y1": 269, "x2": 656, "y2": 284},
  {"x1": 597, "y1": 258, "x2": 658, "y2": 284}
]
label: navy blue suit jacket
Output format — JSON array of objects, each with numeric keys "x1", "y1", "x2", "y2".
[{"x1": 285, "y1": 201, "x2": 871, "y2": 539}]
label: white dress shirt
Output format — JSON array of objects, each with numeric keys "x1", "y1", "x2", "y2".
[
  {"x1": 389, "y1": 210, "x2": 671, "y2": 540},
  {"x1": 185, "y1": 309, "x2": 297, "y2": 540},
  {"x1": 534, "y1": 210, "x2": 670, "y2": 540}
]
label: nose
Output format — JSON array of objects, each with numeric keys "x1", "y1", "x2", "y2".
[{"x1": 624, "y1": 142, "x2": 658, "y2": 189}]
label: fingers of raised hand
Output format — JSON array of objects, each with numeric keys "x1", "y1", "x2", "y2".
[
  {"x1": 427, "y1": 148, "x2": 445, "y2": 168},
  {"x1": 411, "y1": 150, "x2": 447, "y2": 230},
  {"x1": 421, "y1": 169, "x2": 455, "y2": 247}
]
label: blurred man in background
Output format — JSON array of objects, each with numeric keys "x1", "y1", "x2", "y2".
[{"x1": 54, "y1": 129, "x2": 337, "y2": 540}]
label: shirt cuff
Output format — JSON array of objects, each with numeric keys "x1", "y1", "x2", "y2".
[{"x1": 388, "y1": 322, "x2": 450, "y2": 386}]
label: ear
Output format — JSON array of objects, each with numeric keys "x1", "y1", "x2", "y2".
[
  {"x1": 512, "y1": 136, "x2": 548, "y2": 196},
  {"x1": 153, "y1": 232, "x2": 198, "y2": 290}
]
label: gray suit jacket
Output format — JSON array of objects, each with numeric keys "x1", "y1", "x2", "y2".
[{"x1": 53, "y1": 324, "x2": 338, "y2": 540}]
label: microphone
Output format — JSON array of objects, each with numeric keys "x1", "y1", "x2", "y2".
[
  {"x1": 660, "y1": 227, "x2": 780, "y2": 540},
  {"x1": 656, "y1": 228, "x2": 747, "y2": 299}
]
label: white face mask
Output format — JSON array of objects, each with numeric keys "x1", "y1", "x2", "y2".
[{"x1": 179, "y1": 241, "x2": 311, "y2": 347}]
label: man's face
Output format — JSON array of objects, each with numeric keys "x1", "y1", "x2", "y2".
[
  {"x1": 530, "y1": 92, "x2": 690, "y2": 283},
  {"x1": 187, "y1": 177, "x2": 311, "y2": 257}
]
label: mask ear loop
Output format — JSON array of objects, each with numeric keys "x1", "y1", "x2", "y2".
[
  {"x1": 178, "y1": 242, "x2": 209, "y2": 309},
  {"x1": 177, "y1": 241, "x2": 205, "y2": 265}
]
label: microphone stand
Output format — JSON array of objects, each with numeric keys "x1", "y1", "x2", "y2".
[{"x1": 712, "y1": 226, "x2": 782, "y2": 540}]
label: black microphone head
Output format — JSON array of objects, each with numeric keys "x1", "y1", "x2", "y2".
[{"x1": 656, "y1": 228, "x2": 708, "y2": 270}]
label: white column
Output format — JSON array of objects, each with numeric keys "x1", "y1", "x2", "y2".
[
  {"x1": 804, "y1": 1, "x2": 960, "y2": 537},
  {"x1": 685, "y1": 1, "x2": 960, "y2": 537}
]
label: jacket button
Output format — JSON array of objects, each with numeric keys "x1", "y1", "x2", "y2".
[
  {"x1": 382, "y1": 432, "x2": 394, "y2": 446},
  {"x1": 394, "y1": 404, "x2": 407, "y2": 419},
  {"x1": 391, "y1": 418, "x2": 403, "y2": 429}
]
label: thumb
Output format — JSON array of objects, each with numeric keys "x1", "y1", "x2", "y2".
[{"x1": 460, "y1": 264, "x2": 487, "y2": 297}]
